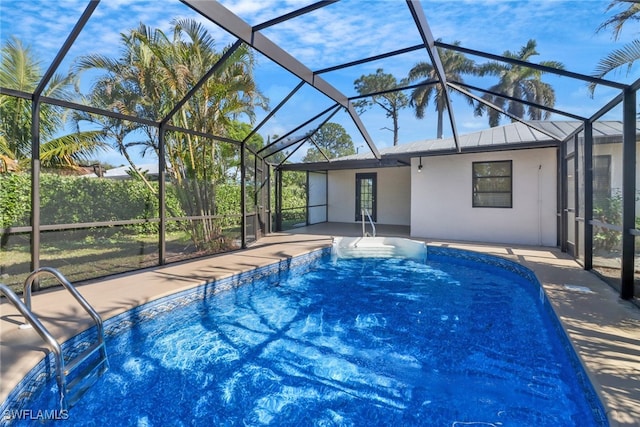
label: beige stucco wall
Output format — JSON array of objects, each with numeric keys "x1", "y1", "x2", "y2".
[
  {"x1": 410, "y1": 148, "x2": 558, "y2": 246},
  {"x1": 327, "y1": 167, "x2": 411, "y2": 225}
]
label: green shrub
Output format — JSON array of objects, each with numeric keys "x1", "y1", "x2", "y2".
[
  {"x1": 0, "y1": 173, "x2": 186, "y2": 235},
  {"x1": 593, "y1": 190, "x2": 622, "y2": 251},
  {"x1": 0, "y1": 173, "x2": 31, "y2": 228},
  {"x1": 39, "y1": 174, "x2": 162, "y2": 234},
  {"x1": 215, "y1": 183, "x2": 241, "y2": 227},
  {"x1": 1, "y1": 171, "x2": 305, "y2": 239}
]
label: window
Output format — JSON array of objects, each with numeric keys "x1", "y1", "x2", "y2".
[{"x1": 472, "y1": 160, "x2": 512, "y2": 208}]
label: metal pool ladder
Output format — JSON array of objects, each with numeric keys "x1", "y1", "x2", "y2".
[{"x1": 0, "y1": 267, "x2": 108, "y2": 409}]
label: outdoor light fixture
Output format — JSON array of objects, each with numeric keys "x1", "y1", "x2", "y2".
[{"x1": 418, "y1": 157, "x2": 423, "y2": 173}]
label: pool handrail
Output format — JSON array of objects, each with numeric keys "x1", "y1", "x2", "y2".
[
  {"x1": 23, "y1": 267, "x2": 105, "y2": 343},
  {"x1": 361, "y1": 209, "x2": 376, "y2": 237},
  {"x1": 0, "y1": 283, "x2": 66, "y2": 406},
  {"x1": 20, "y1": 267, "x2": 109, "y2": 409}
]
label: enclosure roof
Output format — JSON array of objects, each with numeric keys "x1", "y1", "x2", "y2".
[
  {"x1": 178, "y1": 1, "x2": 638, "y2": 164},
  {"x1": 1, "y1": 1, "x2": 639, "y2": 169}
]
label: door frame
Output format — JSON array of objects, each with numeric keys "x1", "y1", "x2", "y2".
[{"x1": 355, "y1": 172, "x2": 377, "y2": 222}]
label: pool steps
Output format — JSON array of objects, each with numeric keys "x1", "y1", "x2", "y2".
[
  {"x1": 331, "y1": 236, "x2": 427, "y2": 261},
  {"x1": 1, "y1": 267, "x2": 108, "y2": 410}
]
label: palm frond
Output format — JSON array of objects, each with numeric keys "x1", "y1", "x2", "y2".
[
  {"x1": 40, "y1": 131, "x2": 109, "y2": 167},
  {"x1": 597, "y1": 1, "x2": 640, "y2": 40},
  {"x1": 539, "y1": 61, "x2": 565, "y2": 71},
  {"x1": 592, "y1": 39, "x2": 640, "y2": 79},
  {"x1": 0, "y1": 36, "x2": 41, "y2": 91},
  {"x1": 0, "y1": 134, "x2": 16, "y2": 159}
]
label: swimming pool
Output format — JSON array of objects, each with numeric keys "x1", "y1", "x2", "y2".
[{"x1": 2, "y1": 246, "x2": 606, "y2": 426}]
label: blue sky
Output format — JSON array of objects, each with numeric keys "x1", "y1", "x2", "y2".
[{"x1": 1, "y1": 0, "x2": 639, "y2": 165}]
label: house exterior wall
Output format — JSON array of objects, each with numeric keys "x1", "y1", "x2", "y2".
[
  {"x1": 327, "y1": 167, "x2": 411, "y2": 225},
  {"x1": 410, "y1": 148, "x2": 558, "y2": 246},
  {"x1": 591, "y1": 141, "x2": 640, "y2": 195},
  {"x1": 592, "y1": 142, "x2": 622, "y2": 195},
  {"x1": 589, "y1": 141, "x2": 640, "y2": 231}
]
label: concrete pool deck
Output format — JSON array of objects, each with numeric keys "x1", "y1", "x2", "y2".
[{"x1": 1, "y1": 224, "x2": 639, "y2": 426}]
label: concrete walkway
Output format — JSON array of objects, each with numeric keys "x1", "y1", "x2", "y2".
[{"x1": 1, "y1": 226, "x2": 638, "y2": 426}]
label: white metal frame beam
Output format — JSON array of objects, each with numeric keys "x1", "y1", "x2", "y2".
[
  {"x1": 181, "y1": 0, "x2": 380, "y2": 159},
  {"x1": 406, "y1": 0, "x2": 460, "y2": 151}
]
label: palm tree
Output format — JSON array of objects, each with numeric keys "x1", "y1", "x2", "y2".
[
  {"x1": 590, "y1": 0, "x2": 640, "y2": 94},
  {"x1": 72, "y1": 85, "x2": 156, "y2": 189},
  {"x1": 76, "y1": 19, "x2": 267, "y2": 181},
  {"x1": 74, "y1": 19, "x2": 268, "y2": 249},
  {"x1": 407, "y1": 40, "x2": 476, "y2": 139},
  {"x1": 0, "y1": 37, "x2": 106, "y2": 170},
  {"x1": 474, "y1": 39, "x2": 564, "y2": 127}
]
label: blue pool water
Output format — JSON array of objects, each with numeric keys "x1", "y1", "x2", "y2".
[{"x1": 11, "y1": 249, "x2": 605, "y2": 426}]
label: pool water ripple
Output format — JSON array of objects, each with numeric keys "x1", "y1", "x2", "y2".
[{"x1": 13, "y1": 253, "x2": 606, "y2": 426}]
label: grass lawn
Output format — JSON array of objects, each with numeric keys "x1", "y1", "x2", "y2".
[{"x1": 0, "y1": 229, "x2": 240, "y2": 293}]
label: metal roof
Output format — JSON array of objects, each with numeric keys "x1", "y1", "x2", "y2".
[{"x1": 280, "y1": 120, "x2": 639, "y2": 171}]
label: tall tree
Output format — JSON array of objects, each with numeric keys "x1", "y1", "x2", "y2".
[
  {"x1": 590, "y1": 0, "x2": 640, "y2": 94},
  {"x1": 474, "y1": 39, "x2": 564, "y2": 127},
  {"x1": 407, "y1": 40, "x2": 476, "y2": 139},
  {"x1": 303, "y1": 123, "x2": 355, "y2": 162},
  {"x1": 74, "y1": 19, "x2": 268, "y2": 249},
  {"x1": 353, "y1": 69, "x2": 409, "y2": 146},
  {"x1": 0, "y1": 37, "x2": 106, "y2": 170},
  {"x1": 72, "y1": 78, "x2": 154, "y2": 187},
  {"x1": 225, "y1": 120, "x2": 265, "y2": 182}
]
